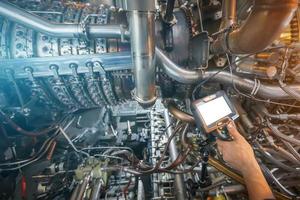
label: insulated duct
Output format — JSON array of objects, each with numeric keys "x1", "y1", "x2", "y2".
[{"x1": 211, "y1": 0, "x2": 298, "y2": 54}]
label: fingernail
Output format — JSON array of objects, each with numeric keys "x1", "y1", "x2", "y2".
[{"x1": 227, "y1": 123, "x2": 233, "y2": 129}]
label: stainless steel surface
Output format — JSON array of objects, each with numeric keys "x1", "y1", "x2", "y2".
[
  {"x1": 90, "y1": 179, "x2": 102, "y2": 200},
  {"x1": 122, "y1": 0, "x2": 155, "y2": 11},
  {"x1": 156, "y1": 47, "x2": 203, "y2": 84},
  {"x1": 220, "y1": 0, "x2": 237, "y2": 28},
  {"x1": 0, "y1": 1, "x2": 125, "y2": 39},
  {"x1": 129, "y1": 10, "x2": 157, "y2": 107},
  {"x1": 164, "y1": 109, "x2": 187, "y2": 200},
  {"x1": 137, "y1": 179, "x2": 145, "y2": 200},
  {"x1": 0, "y1": 1, "x2": 299, "y2": 199},
  {"x1": 157, "y1": 47, "x2": 300, "y2": 99}
]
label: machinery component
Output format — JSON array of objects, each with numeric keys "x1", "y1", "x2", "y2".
[
  {"x1": 0, "y1": 1, "x2": 127, "y2": 39},
  {"x1": 211, "y1": 0, "x2": 298, "y2": 54},
  {"x1": 191, "y1": 91, "x2": 238, "y2": 134},
  {"x1": 0, "y1": 1, "x2": 299, "y2": 200},
  {"x1": 163, "y1": 109, "x2": 187, "y2": 199},
  {"x1": 127, "y1": 0, "x2": 157, "y2": 107}
]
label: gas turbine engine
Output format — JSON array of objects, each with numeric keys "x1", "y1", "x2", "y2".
[{"x1": 0, "y1": 0, "x2": 299, "y2": 200}]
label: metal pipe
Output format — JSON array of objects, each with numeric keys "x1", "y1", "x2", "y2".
[
  {"x1": 77, "y1": 177, "x2": 89, "y2": 200},
  {"x1": 167, "y1": 100, "x2": 195, "y2": 123},
  {"x1": 156, "y1": 47, "x2": 202, "y2": 84},
  {"x1": 254, "y1": 104, "x2": 300, "y2": 120},
  {"x1": 0, "y1": 1, "x2": 126, "y2": 39},
  {"x1": 163, "y1": 110, "x2": 187, "y2": 200},
  {"x1": 232, "y1": 99, "x2": 256, "y2": 133},
  {"x1": 260, "y1": 164, "x2": 296, "y2": 196},
  {"x1": 208, "y1": 157, "x2": 292, "y2": 200},
  {"x1": 156, "y1": 47, "x2": 300, "y2": 99},
  {"x1": 220, "y1": 0, "x2": 237, "y2": 29},
  {"x1": 128, "y1": 1, "x2": 157, "y2": 107},
  {"x1": 212, "y1": 0, "x2": 298, "y2": 54},
  {"x1": 267, "y1": 121, "x2": 300, "y2": 146},
  {"x1": 208, "y1": 185, "x2": 245, "y2": 196},
  {"x1": 70, "y1": 183, "x2": 81, "y2": 200},
  {"x1": 137, "y1": 179, "x2": 145, "y2": 200},
  {"x1": 255, "y1": 141, "x2": 299, "y2": 172},
  {"x1": 282, "y1": 140, "x2": 300, "y2": 161},
  {"x1": 90, "y1": 179, "x2": 102, "y2": 200}
]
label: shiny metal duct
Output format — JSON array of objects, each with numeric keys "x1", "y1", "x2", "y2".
[
  {"x1": 212, "y1": 0, "x2": 298, "y2": 54},
  {"x1": 156, "y1": 47, "x2": 300, "y2": 100},
  {"x1": 127, "y1": 1, "x2": 157, "y2": 107},
  {"x1": 0, "y1": 1, "x2": 127, "y2": 39}
]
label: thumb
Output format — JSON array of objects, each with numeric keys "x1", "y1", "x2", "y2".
[{"x1": 227, "y1": 121, "x2": 240, "y2": 138}]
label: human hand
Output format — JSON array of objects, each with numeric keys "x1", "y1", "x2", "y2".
[{"x1": 216, "y1": 121, "x2": 257, "y2": 174}]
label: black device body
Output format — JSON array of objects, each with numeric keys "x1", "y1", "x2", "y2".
[{"x1": 191, "y1": 91, "x2": 238, "y2": 141}]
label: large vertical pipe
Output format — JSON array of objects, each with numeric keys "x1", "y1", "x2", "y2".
[
  {"x1": 127, "y1": 1, "x2": 157, "y2": 107},
  {"x1": 164, "y1": 109, "x2": 187, "y2": 200}
]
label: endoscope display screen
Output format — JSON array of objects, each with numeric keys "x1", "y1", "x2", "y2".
[{"x1": 196, "y1": 96, "x2": 232, "y2": 126}]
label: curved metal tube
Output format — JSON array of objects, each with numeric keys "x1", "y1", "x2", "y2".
[
  {"x1": 267, "y1": 121, "x2": 300, "y2": 146},
  {"x1": 212, "y1": 0, "x2": 298, "y2": 54},
  {"x1": 282, "y1": 140, "x2": 300, "y2": 161},
  {"x1": 156, "y1": 47, "x2": 300, "y2": 100},
  {"x1": 156, "y1": 47, "x2": 203, "y2": 84},
  {"x1": 167, "y1": 100, "x2": 195, "y2": 123},
  {"x1": 0, "y1": 1, "x2": 126, "y2": 38},
  {"x1": 255, "y1": 141, "x2": 299, "y2": 172},
  {"x1": 208, "y1": 157, "x2": 292, "y2": 200},
  {"x1": 261, "y1": 164, "x2": 296, "y2": 197}
]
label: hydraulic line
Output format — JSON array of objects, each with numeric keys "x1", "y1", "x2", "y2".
[
  {"x1": 167, "y1": 100, "x2": 195, "y2": 123},
  {"x1": 0, "y1": 109, "x2": 57, "y2": 136},
  {"x1": 208, "y1": 157, "x2": 292, "y2": 200},
  {"x1": 267, "y1": 121, "x2": 300, "y2": 146}
]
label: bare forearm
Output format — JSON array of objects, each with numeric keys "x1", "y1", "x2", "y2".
[{"x1": 242, "y1": 159, "x2": 274, "y2": 200}]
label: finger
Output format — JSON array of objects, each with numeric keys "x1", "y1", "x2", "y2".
[
  {"x1": 216, "y1": 140, "x2": 224, "y2": 150},
  {"x1": 216, "y1": 142, "x2": 223, "y2": 154},
  {"x1": 227, "y1": 122, "x2": 241, "y2": 139}
]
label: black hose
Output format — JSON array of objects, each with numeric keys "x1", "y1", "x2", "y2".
[
  {"x1": 0, "y1": 109, "x2": 56, "y2": 136},
  {"x1": 165, "y1": 0, "x2": 176, "y2": 22}
]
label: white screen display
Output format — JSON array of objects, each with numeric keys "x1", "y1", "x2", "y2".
[{"x1": 197, "y1": 96, "x2": 232, "y2": 126}]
